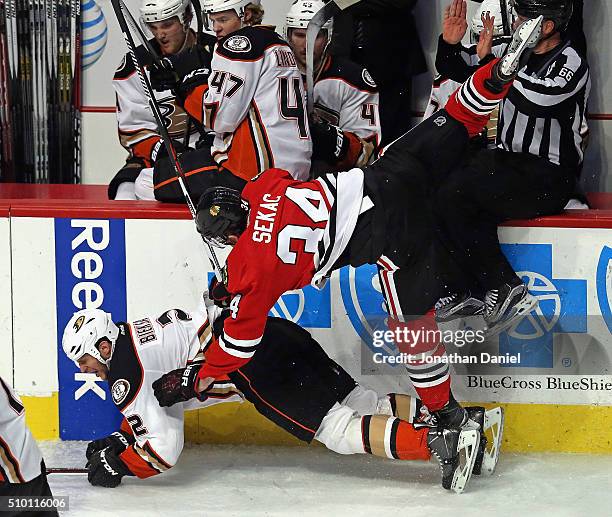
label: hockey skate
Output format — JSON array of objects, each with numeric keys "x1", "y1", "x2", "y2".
[
  {"x1": 465, "y1": 406, "x2": 505, "y2": 475},
  {"x1": 496, "y1": 15, "x2": 544, "y2": 80},
  {"x1": 428, "y1": 427, "x2": 479, "y2": 494},
  {"x1": 484, "y1": 280, "x2": 538, "y2": 336},
  {"x1": 435, "y1": 292, "x2": 486, "y2": 334},
  {"x1": 432, "y1": 396, "x2": 469, "y2": 429}
]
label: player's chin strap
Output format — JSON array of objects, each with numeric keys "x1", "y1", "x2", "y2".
[
  {"x1": 306, "y1": 0, "x2": 362, "y2": 115},
  {"x1": 111, "y1": 0, "x2": 223, "y2": 281}
]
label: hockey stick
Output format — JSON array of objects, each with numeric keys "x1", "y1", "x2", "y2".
[
  {"x1": 47, "y1": 467, "x2": 87, "y2": 475},
  {"x1": 305, "y1": 0, "x2": 361, "y2": 115},
  {"x1": 191, "y1": 0, "x2": 203, "y2": 37},
  {"x1": 120, "y1": 0, "x2": 163, "y2": 64},
  {"x1": 123, "y1": 0, "x2": 209, "y2": 140},
  {"x1": 499, "y1": 0, "x2": 512, "y2": 38},
  {"x1": 111, "y1": 0, "x2": 223, "y2": 281}
]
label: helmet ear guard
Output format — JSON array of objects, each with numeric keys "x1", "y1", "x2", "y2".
[{"x1": 196, "y1": 187, "x2": 250, "y2": 247}]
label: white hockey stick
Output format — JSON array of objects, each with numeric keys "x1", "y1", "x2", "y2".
[{"x1": 305, "y1": 0, "x2": 361, "y2": 115}]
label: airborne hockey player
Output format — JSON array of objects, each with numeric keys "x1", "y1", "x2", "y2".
[
  {"x1": 62, "y1": 302, "x2": 491, "y2": 494},
  {"x1": 155, "y1": 20, "x2": 538, "y2": 467},
  {"x1": 149, "y1": 0, "x2": 312, "y2": 194},
  {"x1": 285, "y1": 0, "x2": 381, "y2": 173},
  {"x1": 0, "y1": 376, "x2": 58, "y2": 516},
  {"x1": 109, "y1": 0, "x2": 216, "y2": 200}
]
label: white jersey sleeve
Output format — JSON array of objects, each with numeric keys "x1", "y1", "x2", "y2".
[
  {"x1": 315, "y1": 56, "x2": 382, "y2": 146},
  {"x1": 0, "y1": 377, "x2": 44, "y2": 483},
  {"x1": 423, "y1": 75, "x2": 462, "y2": 119},
  {"x1": 108, "y1": 309, "x2": 242, "y2": 478},
  {"x1": 112, "y1": 46, "x2": 200, "y2": 167}
]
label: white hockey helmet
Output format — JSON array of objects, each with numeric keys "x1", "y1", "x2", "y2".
[
  {"x1": 470, "y1": 0, "x2": 514, "y2": 43},
  {"x1": 285, "y1": 0, "x2": 333, "y2": 40},
  {"x1": 62, "y1": 309, "x2": 119, "y2": 367},
  {"x1": 202, "y1": 0, "x2": 254, "y2": 21},
  {"x1": 140, "y1": 0, "x2": 192, "y2": 25}
]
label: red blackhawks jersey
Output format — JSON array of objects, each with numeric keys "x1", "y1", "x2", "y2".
[
  {"x1": 200, "y1": 168, "x2": 373, "y2": 379},
  {"x1": 108, "y1": 306, "x2": 242, "y2": 479},
  {"x1": 183, "y1": 26, "x2": 312, "y2": 182},
  {"x1": 0, "y1": 377, "x2": 44, "y2": 484}
]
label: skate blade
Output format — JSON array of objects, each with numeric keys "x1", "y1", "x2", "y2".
[
  {"x1": 450, "y1": 429, "x2": 479, "y2": 494},
  {"x1": 500, "y1": 16, "x2": 543, "y2": 75},
  {"x1": 485, "y1": 293, "x2": 539, "y2": 337},
  {"x1": 481, "y1": 407, "x2": 505, "y2": 475},
  {"x1": 518, "y1": 15, "x2": 544, "y2": 48}
]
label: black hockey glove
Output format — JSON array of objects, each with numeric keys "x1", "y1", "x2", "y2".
[
  {"x1": 150, "y1": 138, "x2": 190, "y2": 165},
  {"x1": 86, "y1": 446, "x2": 133, "y2": 488},
  {"x1": 150, "y1": 45, "x2": 212, "y2": 97},
  {"x1": 153, "y1": 362, "x2": 203, "y2": 407},
  {"x1": 310, "y1": 119, "x2": 349, "y2": 165},
  {"x1": 85, "y1": 430, "x2": 136, "y2": 461},
  {"x1": 209, "y1": 276, "x2": 232, "y2": 308}
]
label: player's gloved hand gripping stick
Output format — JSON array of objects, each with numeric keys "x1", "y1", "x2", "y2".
[{"x1": 110, "y1": 0, "x2": 223, "y2": 281}]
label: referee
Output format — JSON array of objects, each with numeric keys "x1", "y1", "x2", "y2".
[{"x1": 432, "y1": 0, "x2": 590, "y2": 334}]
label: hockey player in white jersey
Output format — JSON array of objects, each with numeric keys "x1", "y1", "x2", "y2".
[
  {"x1": 285, "y1": 0, "x2": 381, "y2": 173},
  {"x1": 62, "y1": 301, "x2": 493, "y2": 493},
  {"x1": 150, "y1": 0, "x2": 312, "y2": 191},
  {"x1": 110, "y1": 0, "x2": 217, "y2": 201},
  {"x1": 0, "y1": 376, "x2": 57, "y2": 515}
]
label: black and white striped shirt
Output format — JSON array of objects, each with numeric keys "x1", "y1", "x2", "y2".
[
  {"x1": 435, "y1": 36, "x2": 591, "y2": 171},
  {"x1": 498, "y1": 42, "x2": 590, "y2": 169}
]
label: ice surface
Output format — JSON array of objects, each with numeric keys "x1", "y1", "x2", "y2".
[{"x1": 40, "y1": 441, "x2": 612, "y2": 517}]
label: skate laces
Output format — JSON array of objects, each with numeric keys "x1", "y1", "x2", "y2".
[
  {"x1": 435, "y1": 294, "x2": 458, "y2": 311},
  {"x1": 429, "y1": 430, "x2": 455, "y2": 467},
  {"x1": 484, "y1": 289, "x2": 499, "y2": 316}
]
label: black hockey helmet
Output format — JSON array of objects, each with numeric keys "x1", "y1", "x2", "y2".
[
  {"x1": 510, "y1": 0, "x2": 573, "y2": 32},
  {"x1": 196, "y1": 187, "x2": 249, "y2": 247}
]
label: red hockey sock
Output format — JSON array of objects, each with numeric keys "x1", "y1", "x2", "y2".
[
  {"x1": 388, "y1": 310, "x2": 451, "y2": 412},
  {"x1": 445, "y1": 58, "x2": 512, "y2": 138},
  {"x1": 361, "y1": 415, "x2": 431, "y2": 461}
]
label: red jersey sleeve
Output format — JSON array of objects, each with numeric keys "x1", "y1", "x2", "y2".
[{"x1": 198, "y1": 281, "x2": 274, "y2": 379}]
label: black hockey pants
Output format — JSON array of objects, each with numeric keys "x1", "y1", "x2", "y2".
[
  {"x1": 434, "y1": 148, "x2": 576, "y2": 291},
  {"x1": 339, "y1": 110, "x2": 473, "y2": 317}
]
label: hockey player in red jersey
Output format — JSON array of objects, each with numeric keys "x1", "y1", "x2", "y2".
[
  {"x1": 154, "y1": 21, "x2": 540, "y2": 450},
  {"x1": 61, "y1": 299, "x2": 491, "y2": 493},
  {"x1": 0, "y1": 376, "x2": 57, "y2": 515},
  {"x1": 285, "y1": 0, "x2": 381, "y2": 173}
]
